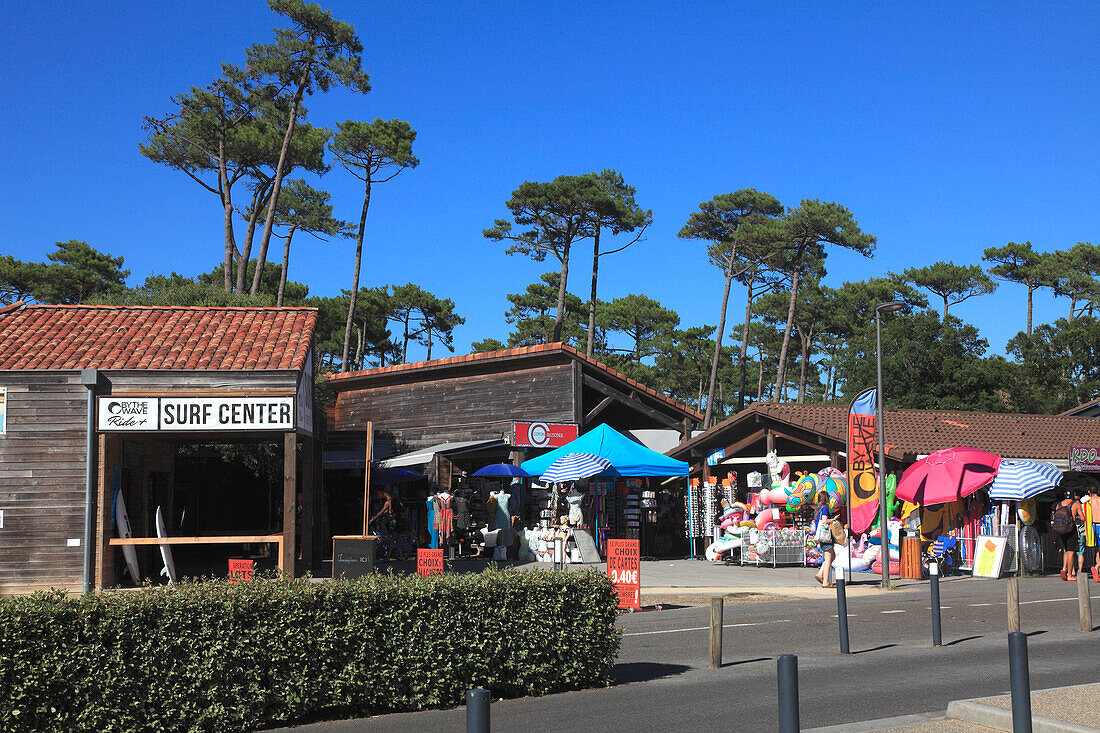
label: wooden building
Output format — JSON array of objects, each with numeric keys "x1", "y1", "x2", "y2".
[
  {"x1": 0, "y1": 303, "x2": 317, "y2": 595},
  {"x1": 326, "y1": 342, "x2": 702, "y2": 482}
]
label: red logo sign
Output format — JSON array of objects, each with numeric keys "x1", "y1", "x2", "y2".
[
  {"x1": 228, "y1": 558, "x2": 255, "y2": 583},
  {"x1": 417, "y1": 548, "x2": 444, "y2": 577},
  {"x1": 513, "y1": 422, "x2": 578, "y2": 448},
  {"x1": 606, "y1": 539, "x2": 640, "y2": 610}
]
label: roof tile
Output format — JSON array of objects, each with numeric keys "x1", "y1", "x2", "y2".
[{"x1": 0, "y1": 304, "x2": 316, "y2": 371}]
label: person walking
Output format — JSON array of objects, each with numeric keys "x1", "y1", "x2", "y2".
[
  {"x1": 1052, "y1": 492, "x2": 1078, "y2": 581},
  {"x1": 814, "y1": 510, "x2": 843, "y2": 588}
]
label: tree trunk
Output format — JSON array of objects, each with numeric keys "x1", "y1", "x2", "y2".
[
  {"x1": 276, "y1": 226, "x2": 297, "y2": 307},
  {"x1": 218, "y1": 141, "x2": 235, "y2": 293},
  {"x1": 704, "y1": 256, "x2": 735, "y2": 429},
  {"x1": 773, "y1": 264, "x2": 802, "y2": 401},
  {"x1": 252, "y1": 61, "x2": 311, "y2": 296},
  {"x1": 796, "y1": 327, "x2": 810, "y2": 403},
  {"x1": 737, "y1": 275, "x2": 755, "y2": 412},
  {"x1": 586, "y1": 225, "x2": 600, "y2": 357},
  {"x1": 425, "y1": 325, "x2": 434, "y2": 360},
  {"x1": 697, "y1": 378, "x2": 704, "y2": 414},
  {"x1": 1069, "y1": 295, "x2": 1077, "y2": 322},
  {"x1": 353, "y1": 325, "x2": 363, "y2": 371},
  {"x1": 552, "y1": 246, "x2": 571, "y2": 343},
  {"x1": 401, "y1": 315, "x2": 410, "y2": 363},
  {"x1": 236, "y1": 182, "x2": 270, "y2": 294},
  {"x1": 1026, "y1": 285, "x2": 1034, "y2": 336},
  {"x1": 340, "y1": 176, "x2": 371, "y2": 371},
  {"x1": 942, "y1": 296, "x2": 949, "y2": 323},
  {"x1": 756, "y1": 346, "x2": 765, "y2": 402}
]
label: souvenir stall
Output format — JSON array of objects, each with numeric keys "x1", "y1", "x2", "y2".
[{"x1": 519, "y1": 424, "x2": 689, "y2": 563}]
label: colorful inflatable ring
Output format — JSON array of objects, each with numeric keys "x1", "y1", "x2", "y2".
[{"x1": 1018, "y1": 498, "x2": 1037, "y2": 526}]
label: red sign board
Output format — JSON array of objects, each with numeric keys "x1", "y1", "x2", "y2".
[
  {"x1": 513, "y1": 421, "x2": 579, "y2": 448},
  {"x1": 606, "y1": 539, "x2": 640, "y2": 610},
  {"x1": 417, "y1": 548, "x2": 444, "y2": 577},
  {"x1": 228, "y1": 558, "x2": 255, "y2": 584},
  {"x1": 1070, "y1": 447, "x2": 1100, "y2": 472}
]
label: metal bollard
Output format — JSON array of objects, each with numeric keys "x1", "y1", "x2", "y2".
[
  {"x1": 836, "y1": 568, "x2": 850, "y2": 654},
  {"x1": 466, "y1": 688, "x2": 490, "y2": 733},
  {"x1": 1007, "y1": 576, "x2": 1020, "y2": 633},
  {"x1": 1079, "y1": 574, "x2": 1093, "y2": 633},
  {"x1": 553, "y1": 536, "x2": 564, "y2": 570},
  {"x1": 777, "y1": 654, "x2": 800, "y2": 733},
  {"x1": 1007, "y1": 632, "x2": 1032, "y2": 733},
  {"x1": 709, "y1": 596, "x2": 723, "y2": 668},
  {"x1": 929, "y1": 561, "x2": 942, "y2": 646}
]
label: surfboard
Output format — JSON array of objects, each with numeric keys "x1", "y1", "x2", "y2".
[
  {"x1": 113, "y1": 488, "x2": 141, "y2": 585},
  {"x1": 155, "y1": 505, "x2": 178, "y2": 585}
]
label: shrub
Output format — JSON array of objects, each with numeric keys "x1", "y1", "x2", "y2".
[{"x1": 0, "y1": 569, "x2": 620, "y2": 731}]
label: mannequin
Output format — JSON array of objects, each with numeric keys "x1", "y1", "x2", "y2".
[
  {"x1": 565, "y1": 486, "x2": 586, "y2": 526},
  {"x1": 435, "y1": 490, "x2": 455, "y2": 549},
  {"x1": 490, "y1": 489, "x2": 513, "y2": 551}
]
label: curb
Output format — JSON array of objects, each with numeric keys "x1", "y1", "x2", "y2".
[
  {"x1": 804, "y1": 712, "x2": 944, "y2": 732},
  {"x1": 946, "y1": 699, "x2": 1099, "y2": 733}
]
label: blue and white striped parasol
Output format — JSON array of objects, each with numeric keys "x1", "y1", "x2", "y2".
[
  {"x1": 539, "y1": 452, "x2": 613, "y2": 483},
  {"x1": 988, "y1": 459, "x2": 1063, "y2": 501}
]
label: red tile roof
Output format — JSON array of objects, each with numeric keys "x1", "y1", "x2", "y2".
[
  {"x1": 0, "y1": 303, "x2": 316, "y2": 371},
  {"x1": 329, "y1": 342, "x2": 703, "y2": 421},
  {"x1": 672, "y1": 402, "x2": 1100, "y2": 462}
]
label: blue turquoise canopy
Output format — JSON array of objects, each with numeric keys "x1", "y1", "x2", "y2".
[{"x1": 520, "y1": 423, "x2": 688, "y2": 478}]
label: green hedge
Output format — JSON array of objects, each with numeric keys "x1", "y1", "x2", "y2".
[{"x1": 0, "y1": 569, "x2": 620, "y2": 732}]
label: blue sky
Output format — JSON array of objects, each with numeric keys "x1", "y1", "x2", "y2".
[{"x1": 3, "y1": 1, "x2": 1098, "y2": 362}]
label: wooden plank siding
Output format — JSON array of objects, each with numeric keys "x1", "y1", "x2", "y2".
[
  {"x1": 0, "y1": 369, "x2": 302, "y2": 595},
  {"x1": 334, "y1": 364, "x2": 576, "y2": 452}
]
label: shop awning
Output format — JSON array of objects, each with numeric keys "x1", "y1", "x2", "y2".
[{"x1": 378, "y1": 440, "x2": 505, "y2": 469}]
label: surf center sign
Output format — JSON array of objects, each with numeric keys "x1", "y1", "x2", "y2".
[
  {"x1": 98, "y1": 396, "x2": 295, "y2": 432},
  {"x1": 513, "y1": 421, "x2": 578, "y2": 448},
  {"x1": 1070, "y1": 447, "x2": 1100, "y2": 472}
]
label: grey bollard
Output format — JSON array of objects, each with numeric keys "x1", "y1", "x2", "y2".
[
  {"x1": 1080, "y1": 574, "x2": 1093, "y2": 633},
  {"x1": 777, "y1": 654, "x2": 800, "y2": 733},
  {"x1": 709, "y1": 596, "x2": 723, "y2": 668},
  {"x1": 1007, "y1": 632, "x2": 1032, "y2": 733},
  {"x1": 836, "y1": 568, "x2": 850, "y2": 654},
  {"x1": 466, "y1": 688, "x2": 490, "y2": 733},
  {"x1": 929, "y1": 561, "x2": 942, "y2": 646}
]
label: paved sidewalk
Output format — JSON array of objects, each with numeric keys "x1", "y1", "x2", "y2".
[{"x1": 807, "y1": 683, "x2": 1100, "y2": 732}]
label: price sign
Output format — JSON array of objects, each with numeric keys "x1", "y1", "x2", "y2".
[
  {"x1": 606, "y1": 539, "x2": 641, "y2": 610},
  {"x1": 228, "y1": 558, "x2": 254, "y2": 584},
  {"x1": 417, "y1": 548, "x2": 444, "y2": 577}
]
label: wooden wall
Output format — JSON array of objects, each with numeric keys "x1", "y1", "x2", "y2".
[
  {"x1": 0, "y1": 373, "x2": 87, "y2": 594},
  {"x1": 334, "y1": 363, "x2": 575, "y2": 453},
  {"x1": 0, "y1": 369, "x2": 301, "y2": 595}
]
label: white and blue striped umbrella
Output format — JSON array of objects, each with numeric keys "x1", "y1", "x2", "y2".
[
  {"x1": 540, "y1": 452, "x2": 613, "y2": 483},
  {"x1": 988, "y1": 459, "x2": 1063, "y2": 501}
]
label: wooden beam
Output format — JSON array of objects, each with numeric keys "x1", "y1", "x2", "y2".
[
  {"x1": 771, "y1": 429, "x2": 829, "y2": 454},
  {"x1": 94, "y1": 434, "x2": 111, "y2": 591},
  {"x1": 282, "y1": 432, "x2": 296, "y2": 578},
  {"x1": 362, "y1": 421, "x2": 372, "y2": 535},
  {"x1": 766, "y1": 429, "x2": 775, "y2": 453},
  {"x1": 573, "y1": 360, "x2": 584, "y2": 429},
  {"x1": 721, "y1": 428, "x2": 768, "y2": 459},
  {"x1": 300, "y1": 437, "x2": 314, "y2": 568},
  {"x1": 111, "y1": 535, "x2": 284, "y2": 545},
  {"x1": 582, "y1": 375, "x2": 683, "y2": 430},
  {"x1": 584, "y1": 395, "x2": 615, "y2": 424}
]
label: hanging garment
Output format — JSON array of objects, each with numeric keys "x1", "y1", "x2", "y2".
[
  {"x1": 453, "y1": 494, "x2": 470, "y2": 529},
  {"x1": 492, "y1": 491, "x2": 513, "y2": 546},
  {"x1": 435, "y1": 493, "x2": 456, "y2": 546},
  {"x1": 426, "y1": 495, "x2": 439, "y2": 549}
]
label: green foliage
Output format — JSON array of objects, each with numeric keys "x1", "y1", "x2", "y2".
[
  {"x1": 0, "y1": 570, "x2": 619, "y2": 732},
  {"x1": 599, "y1": 294, "x2": 679, "y2": 361},
  {"x1": 470, "y1": 338, "x2": 505, "y2": 353},
  {"x1": 900, "y1": 260, "x2": 997, "y2": 320},
  {"x1": 1006, "y1": 315, "x2": 1100, "y2": 413},
  {"x1": 328, "y1": 119, "x2": 419, "y2": 181},
  {"x1": 1, "y1": 241, "x2": 129, "y2": 305},
  {"x1": 309, "y1": 287, "x2": 394, "y2": 370},
  {"x1": 982, "y1": 240, "x2": 1059, "y2": 335},
  {"x1": 505, "y1": 273, "x2": 588, "y2": 347}
]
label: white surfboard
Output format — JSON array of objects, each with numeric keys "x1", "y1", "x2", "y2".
[
  {"x1": 113, "y1": 489, "x2": 141, "y2": 585},
  {"x1": 155, "y1": 505, "x2": 178, "y2": 585}
]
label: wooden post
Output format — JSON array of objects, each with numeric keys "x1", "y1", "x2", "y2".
[
  {"x1": 281, "y1": 432, "x2": 297, "y2": 578},
  {"x1": 1007, "y1": 576, "x2": 1020, "y2": 633},
  {"x1": 94, "y1": 434, "x2": 113, "y2": 591},
  {"x1": 362, "y1": 420, "x2": 373, "y2": 536},
  {"x1": 1079, "y1": 574, "x2": 1093, "y2": 633},
  {"x1": 709, "y1": 596, "x2": 723, "y2": 668},
  {"x1": 300, "y1": 437, "x2": 314, "y2": 568}
]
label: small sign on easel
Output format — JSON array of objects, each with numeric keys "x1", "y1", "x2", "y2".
[
  {"x1": 417, "y1": 548, "x2": 444, "y2": 577},
  {"x1": 607, "y1": 539, "x2": 641, "y2": 610},
  {"x1": 228, "y1": 558, "x2": 255, "y2": 583}
]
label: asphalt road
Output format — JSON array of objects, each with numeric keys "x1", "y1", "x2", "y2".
[{"x1": 280, "y1": 575, "x2": 1100, "y2": 731}]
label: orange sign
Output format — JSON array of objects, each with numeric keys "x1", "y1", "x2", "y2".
[
  {"x1": 417, "y1": 548, "x2": 444, "y2": 577},
  {"x1": 228, "y1": 558, "x2": 254, "y2": 583},
  {"x1": 606, "y1": 539, "x2": 640, "y2": 610}
]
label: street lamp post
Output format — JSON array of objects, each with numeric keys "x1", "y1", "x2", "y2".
[{"x1": 875, "y1": 301, "x2": 904, "y2": 590}]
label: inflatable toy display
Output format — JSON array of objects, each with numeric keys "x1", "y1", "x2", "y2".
[{"x1": 1018, "y1": 498, "x2": 1036, "y2": 526}]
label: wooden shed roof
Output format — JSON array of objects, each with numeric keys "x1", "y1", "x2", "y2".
[
  {"x1": 0, "y1": 302, "x2": 316, "y2": 371},
  {"x1": 329, "y1": 342, "x2": 703, "y2": 422},
  {"x1": 670, "y1": 401, "x2": 1100, "y2": 463}
]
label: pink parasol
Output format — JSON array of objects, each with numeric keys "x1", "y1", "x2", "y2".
[{"x1": 895, "y1": 447, "x2": 1001, "y2": 506}]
